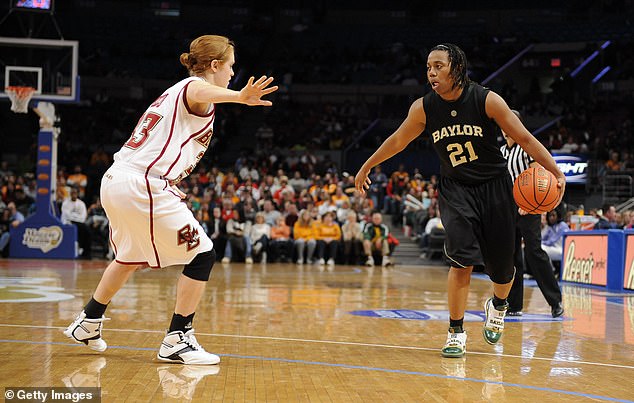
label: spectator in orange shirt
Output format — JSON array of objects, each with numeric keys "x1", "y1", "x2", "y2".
[
  {"x1": 293, "y1": 209, "x2": 317, "y2": 265},
  {"x1": 314, "y1": 211, "x2": 341, "y2": 266},
  {"x1": 67, "y1": 165, "x2": 88, "y2": 199},
  {"x1": 605, "y1": 151, "x2": 621, "y2": 171},
  {"x1": 270, "y1": 216, "x2": 293, "y2": 262}
]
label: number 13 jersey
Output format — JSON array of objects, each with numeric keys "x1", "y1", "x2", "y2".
[
  {"x1": 114, "y1": 76, "x2": 215, "y2": 183},
  {"x1": 423, "y1": 82, "x2": 507, "y2": 184}
]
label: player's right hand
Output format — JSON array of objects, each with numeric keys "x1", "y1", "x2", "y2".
[
  {"x1": 355, "y1": 169, "x2": 371, "y2": 196},
  {"x1": 239, "y1": 76, "x2": 278, "y2": 106}
]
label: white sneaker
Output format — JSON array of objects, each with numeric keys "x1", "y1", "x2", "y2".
[
  {"x1": 157, "y1": 365, "x2": 220, "y2": 400},
  {"x1": 296, "y1": 258, "x2": 304, "y2": 265},
  {"x1": 245, "y1": 257, "x2": 254, "y2": 264},
  {"x1": 381, "y1": 256, "x2": 392, "y2": 267},
  {"x1": 221, "y1": 257, "x2": 230, "y2": 264},
  {"x1": 327, "y1": 258, "x2": 334, "y2": 266},
  {"x1": 157, "y1": 329, "x2": 220, "y2": 365},
  {"x1": 317, "y1": 258, "x2": 325, "y2": 265},
  {"x1": 441, "y1": 330, "x2": 467, "y2": 358},
  {"x1": 365, "y1": 256, "x2": 374, "y2": 267},
  {"x1": 483, "y1": 298, "x2": 508, "y2": 345},
  {"x1": 63, "y1": 311, "x2": 110, "y2": 352}
]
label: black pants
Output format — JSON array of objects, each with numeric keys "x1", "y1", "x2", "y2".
[
  {"x1": 72, "y1": 221, "x2": 92, "y2": 258},
  {"x1": 317, "y1": 240, "x2": 339, "y2": 260},
  {"x1": 508, "y1": 214, "x2": 562, "y2": 311}
]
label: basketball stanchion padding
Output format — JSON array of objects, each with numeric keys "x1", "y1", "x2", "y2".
[{"x1": 5, "y1": 86, "x2": 36, "y2": 113}]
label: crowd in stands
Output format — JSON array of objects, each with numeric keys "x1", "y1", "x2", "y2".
[
  {"x1": 3, "y1": 151, "x2": 634, "y2": 270},
  {"x1": 0, "y1": 159, "x2": 401, "y2": 267}
]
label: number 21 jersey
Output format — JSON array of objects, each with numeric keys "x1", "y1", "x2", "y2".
[{"x1": 423, "y1": 82, "x2": 506, "y2": 184}]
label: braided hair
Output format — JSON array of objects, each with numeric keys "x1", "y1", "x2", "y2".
[{"x1": 430, "y1": 43, "x2": 470, "y2": 90}]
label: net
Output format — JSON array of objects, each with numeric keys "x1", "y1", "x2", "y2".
[{"x1": 6, "y1": 86, "x2": 36, "y2": 113}]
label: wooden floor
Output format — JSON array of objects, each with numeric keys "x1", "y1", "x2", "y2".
[{"x1": 0, "y1": 258, "x2": 633, "y2": 402}]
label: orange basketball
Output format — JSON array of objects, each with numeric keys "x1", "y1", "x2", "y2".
[{"x1": 513, "y1": 166, "x2": 560, "y2": 214}]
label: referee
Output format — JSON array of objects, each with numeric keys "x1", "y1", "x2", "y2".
[{"x1": 500, "y1": 110, "x2": 564, "y2": 318}]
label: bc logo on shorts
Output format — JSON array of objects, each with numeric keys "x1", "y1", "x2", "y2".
[{"x1": 177, "y1": 224, "x2": 200, "y2": 251}]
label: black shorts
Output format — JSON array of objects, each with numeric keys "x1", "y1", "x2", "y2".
[{"x1": 438, "y1": 174, "x2": 516, "y2": 284}]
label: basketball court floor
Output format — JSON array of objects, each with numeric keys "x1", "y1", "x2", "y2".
[{"x1": 0, "y1": 258, "x2": 632, "y2": 402}]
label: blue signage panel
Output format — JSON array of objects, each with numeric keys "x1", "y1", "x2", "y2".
[{"x1": 552, "y1": 153, "x2": 588, "y2": 184}]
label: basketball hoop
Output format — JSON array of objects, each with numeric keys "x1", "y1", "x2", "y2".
[{"x1": 5, "y1": 86, "x2": 36, "y2": 113}]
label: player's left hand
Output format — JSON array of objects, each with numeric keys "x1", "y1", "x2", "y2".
[{"x1": 239, "y1": 76, "x2": 278, "y2": 106}]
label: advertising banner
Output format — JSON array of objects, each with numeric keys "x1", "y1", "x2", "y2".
[
  {"x1": 562, "y1": 234, "x2": 608, "y2": 286},
  {"x1": 624, "y1": 234, "x2": 634, "y2": 290}
]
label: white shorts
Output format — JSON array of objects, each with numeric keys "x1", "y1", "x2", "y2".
[{"x1": 101, "y1": 163, "x2": 213, "y2": 268}]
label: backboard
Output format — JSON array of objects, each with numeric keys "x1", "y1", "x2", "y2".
[{"x1": 0, "y1": 36, "x2": 78, "y2": 103}]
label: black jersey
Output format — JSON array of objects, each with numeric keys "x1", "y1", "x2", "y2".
[{"x1": 423, "y1": 82, "x2": 507, "y2": 184}]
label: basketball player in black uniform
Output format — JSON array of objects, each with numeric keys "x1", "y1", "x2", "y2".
[{"x1": 355, "y1": 44, "x2": 565, "y2": 357}]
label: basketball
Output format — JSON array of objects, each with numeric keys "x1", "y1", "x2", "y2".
[{"x1": 513, "y1": 166, "x2": 560, "y2": 214}]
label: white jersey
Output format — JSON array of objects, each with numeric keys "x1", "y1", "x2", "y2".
[
  {"x1": 114, "y1": 76, "x2": 215, "y2": 183},
  {"x1": 102, "y1": 76, "x2": 215, "y2": 268}
]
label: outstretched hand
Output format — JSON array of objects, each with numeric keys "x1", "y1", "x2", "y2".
[
  {"x1": 239, "y1": 76, "x2": 278, "y2": 106},
  {"x1": 355, "y1": 168, "x2": 371, "y2": 196}
]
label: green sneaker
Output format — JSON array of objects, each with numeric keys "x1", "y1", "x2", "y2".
[
  {"x1": 441, "y1": 329, "x2": 467, "y2": 358},
  {"x1": 482, "y1": 298, "x2": 508, "y2": 345}
]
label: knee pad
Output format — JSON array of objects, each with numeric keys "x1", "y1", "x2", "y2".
[{"x1": 182, "y1": 249, "x2": 216, "y2": 281}]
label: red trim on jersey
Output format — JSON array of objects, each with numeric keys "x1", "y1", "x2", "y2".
[
  {"x1": 162, "y1": 113, "x2": 215, "y2": 178},
  {"x1": 115, "y1": 259, "x2": 160, "y2": 269},
  {"x1": 143, "y1": 86, "x2": 185, "y2": 267},
  {"x1": 183, "y1": 80, "x2": 215, "y2": 118}
]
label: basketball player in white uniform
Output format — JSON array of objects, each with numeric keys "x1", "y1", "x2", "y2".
[{"x1": 64, "y1": 35, "x2": 277, "y2": 365}]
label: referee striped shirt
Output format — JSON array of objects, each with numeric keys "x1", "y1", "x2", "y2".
[{"x1": 500, "y1": 143, "x2": 533, "y2": 181}]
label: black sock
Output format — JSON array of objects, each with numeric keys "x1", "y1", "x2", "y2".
[
  {"x1": 169, "y1": 313, "x2": 195, "y2": 334},
  {"x1": 449, "y1": 318, "x2": 464, "y2": 333},
  {"x1": 84, "y1": 297, "x2": 108, "y2": 319},
  {"x1": 492, "y1": 294, "x2": 508, "y2": 309}
]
